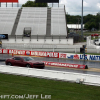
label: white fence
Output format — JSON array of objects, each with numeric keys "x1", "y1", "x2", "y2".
[{"x1": 0, "y1": 65, "x2": 100, "y2": 86}]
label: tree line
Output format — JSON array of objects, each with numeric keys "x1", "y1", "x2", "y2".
[
  {"x1": 66, "y1": 13, "x2": 100, "y2": 31},
  {"x1": 22, "y1": 1, "x2": 47, "y2": 7}
]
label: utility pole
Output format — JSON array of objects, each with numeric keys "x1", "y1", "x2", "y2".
[
  {"x1": 99, "y1": 22, "x2": 100, "y2": 31},
  {"x1": 77, "y1": 18, "x2": 80, "y2": 33},
  {"x1": 81, "y1": 0, "x2": 83, "y2": 37}
]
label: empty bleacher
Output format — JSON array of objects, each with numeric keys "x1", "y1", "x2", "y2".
[
  {"x1": 1, "y1": 7, "x2": 70, "y2": 45},
  {"x1": 15, "y1": 7, "x2": 47, "y2": 35},
  {"x1": 0, "y1": 8, "x2": 19, "y2": 35},
  {"x1": 51, "y1": 8, "x2": 67, "y2": 36}
]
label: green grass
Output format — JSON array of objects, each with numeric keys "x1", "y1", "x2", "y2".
[{"x1": 0, "y1": 73, "x2": 100, "y2": 100}]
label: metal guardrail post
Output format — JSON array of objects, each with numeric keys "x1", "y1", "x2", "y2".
[{"x1": 83, "y1": 45, "x2": 86, "y2": 65}]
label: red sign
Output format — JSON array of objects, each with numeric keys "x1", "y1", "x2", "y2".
[
  {"x1": 43, "y1": 61, "x2": 87, "y2": 69},
  {"x1": 0, "y1": 0, "x2": 18, "y2": 2}
]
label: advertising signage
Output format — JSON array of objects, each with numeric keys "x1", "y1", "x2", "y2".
[
  {"x1": 35, "y1": 0, "x2": 59, "y2": 3},
  {"x1": 0, "y1": 0, "x2": 18, "y2": 2},
  {"x1": 0, "y1": 34, "x2": 8, "y2": 39}
]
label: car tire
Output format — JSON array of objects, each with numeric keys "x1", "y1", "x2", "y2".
[
  {"x1": 99, "y1": 43, "x2": 100, "y2": 46},
  {"x1": 7, "y1": 62, "x2": 12, "y2": 66},
  {"x1": 26, "y1": 64, "x2": 31, "y2": 68},
  {"x1": 42, "y1": 66, "x2": 45, "y2": 69}
]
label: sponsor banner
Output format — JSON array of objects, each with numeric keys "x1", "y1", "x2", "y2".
[
  {"x1": 25, "y1": 50, "x2": 31, "y2": 55},
  {"x1": 2, "y1": 49, "x2": 8, "y2": 54},
  {"x1": 0, "y1": 49, "x2": 3, "y2": 54},
  {"x1": 43, "y1": 61, "x2": 86, "y2": 69},
  {"x1": 8, "y1": 49, "x2": 26, "y2": 55},
  {"x1": 0, "y1": 49, "x2": 59, "y2": 58},
  {"x1": 67, "y1": 53, "x2": 100, "y2": 61},
  {"x1": 0, "y1": 34, "x2": 8, "y2": 39},
  {"x1": 31, "y1": 51, "x2": 59, "y2": 58},
  {"x1": 0, "y1": 49, "x2": 100, "y2": 61},
  {"x1": 67, "y1": 53, "x2": 80, "y2": 60},
  {"x1": 89, "y1": 55, "x2": 100, "y2": 61},
  {"x1": 59, "y1": 53, "x2": 67, "y2": 58}
]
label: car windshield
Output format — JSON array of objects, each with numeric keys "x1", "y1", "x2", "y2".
[{"x1": 23, "y1": 57, "x2": 34, "y2": 61}]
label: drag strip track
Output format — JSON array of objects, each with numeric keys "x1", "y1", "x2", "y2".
[
  {"x1": 0, "y1": 54, "x2": 100, "y2": 75},
  {"x1": 1, "y1": 60, "x2": 100, "y2": 76}
]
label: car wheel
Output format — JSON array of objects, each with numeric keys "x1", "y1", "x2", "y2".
[
  {"x1": 42, "y1": 66, "x2": 45, "y2": 69},
  {"x1": 99, "y1": 43, "x2": 100, "y2": 46},
  {"x1": 26, "y1": 64, "x2": 31, "y2": 68},
  {"x1": 7, "y1": 62, "x2": 12, "y2": 66}
]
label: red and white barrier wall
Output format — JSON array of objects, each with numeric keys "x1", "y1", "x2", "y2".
[
  {"x1": 0, "y1": 49, "x2": 88, "y2": 69},
  {"x1": 43, "y1": 61, "x2": 87, "y2": 69}
]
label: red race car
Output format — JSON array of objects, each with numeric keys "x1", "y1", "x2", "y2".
[
  {"x1": 5, "y1": 56, "x2": 45, "y2": 69},
  {"x1": 91, "y1": 33, "x2": 99, "y2": 36}
]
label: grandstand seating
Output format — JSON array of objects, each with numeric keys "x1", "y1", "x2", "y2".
[
  {"x1": 15, "y1": 7, "x2": 47, "y2": 35},
  {"x1": 0, "y1": 8, "x2": 19, "y2": 35},
  {"x1": 51, "y1": 8, "x2": 67, "y2": 36},
  {"x1": 0, "y1": 7, "x2": 70, "y2": 45}
]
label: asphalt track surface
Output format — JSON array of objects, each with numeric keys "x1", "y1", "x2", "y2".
[{"x1": 0, "y1": 54, "x2": 100, "y2": 75}]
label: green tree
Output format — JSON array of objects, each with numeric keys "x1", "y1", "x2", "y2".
[
  {"x1": 84, "y1": 22, "x2": 96, "y2": 31},
  {"x1": 22, "y1": 1, "x2": 48, "y2": 7},
  {"x1": 66, "y1": 13, "x2": 100, "y2": 30}
]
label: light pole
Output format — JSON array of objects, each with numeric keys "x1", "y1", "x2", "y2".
[
  {"x1": 99, "y1": 22, "x2": 100, "y2": 31},
  {"x1": 81, "y1": 0, "x2": 83, "y2": 37},
  {"x1": 77, "y1": 18, "x2": 80, "y2": 33}
]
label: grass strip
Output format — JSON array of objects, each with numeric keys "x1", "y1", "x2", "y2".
[{"x1": 0, "y1": 73, "x2": 100, "y2": 100}]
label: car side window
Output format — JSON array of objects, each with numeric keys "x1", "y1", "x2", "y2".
[{"x1": 13, "y1": 57, "x2": 21, "y2": 61}]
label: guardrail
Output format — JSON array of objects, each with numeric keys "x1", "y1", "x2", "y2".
[{"x1": 0, "y1": 65, "x2": 100, "y2": 86}]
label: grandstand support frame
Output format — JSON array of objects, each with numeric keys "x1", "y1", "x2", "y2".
[
  {"x1": 15, "y1": 35, "x2": 16, "y2": 41},
  {"x1": 59, "y1": 35, "x2": 61, "y2": 42},
  {"x1": 6, "y1": 2, "x2": 7, "y2": 7},
  {"x1": 12, "y1": 2, "x2": 13, "y2": 7},
  {"x1": 52, "y1": 3, "x2": 59, "y2": 7},
  {"x1": 37, "y1": 35, "x2": 38, "y2": 41},
  {"x1": 30, "y1": 35, "x2": 31, "y2": 41}
]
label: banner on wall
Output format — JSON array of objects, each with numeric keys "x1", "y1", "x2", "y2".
[
  {"x1": 1, "y1": 49, "x2": 59, "y2": 58},
  {"x1": 43, "y1": 61, "x2": 87, "y2": 69},
  {"x1": 0, "y1": 49, "x2": 100, "y2": 61}
]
